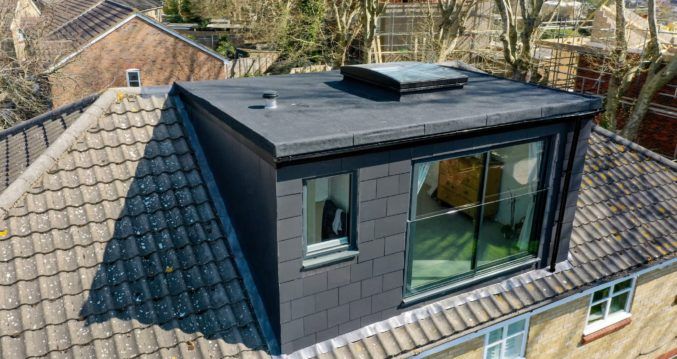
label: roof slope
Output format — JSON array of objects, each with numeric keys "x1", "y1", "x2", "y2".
[
  {"x1": 48, "y1": 0, "x2": 133, "y2": 47},
  {"x1": 304, "y1": 126, "x2": 676, "y2": 359},
  {"x1": 0, "y1": 91, "x2": 267, "y2": 358},
  {"x1": 0, "y1": 96, "x2": 95, "y2": 192}
]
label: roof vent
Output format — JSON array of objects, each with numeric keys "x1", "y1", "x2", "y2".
[
  {"x1": 263, "y1": 90, "x2": 278, "y2": 109},
  {"x1": 340, "y1": 62, "x2": 468, "y2": 93}
]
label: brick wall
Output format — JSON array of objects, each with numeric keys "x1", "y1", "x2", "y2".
[
  {"x1": 430, "y1": 263, "x2": 676, "y2": 358},
  {"x1": 427, "y1": 337, "x2": 485, "y2": 359},
  {"x1": 575, "y1": 54, "x2": 677, "y2": 158},
  {"x1": 49, "y1": 17, "x2": 225, "y2": 107},
  {"x1": 275, "y1": 159, "x2": 411, "y2": 353},
  {"x1": 526, "y1": 264, "x2": 677, "y2": 359}
]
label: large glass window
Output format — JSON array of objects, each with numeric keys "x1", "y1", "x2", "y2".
[
  {"x1": 406, "y1": 140, "x2": 546, "y2": 295},
  {"x1": 303, "y1": 173, "x2": 352, "y2": 257}
]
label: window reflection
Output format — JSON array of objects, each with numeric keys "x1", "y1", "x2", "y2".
[{"x1": 406, "y1": 140, "x2": 546, "y2": 294}]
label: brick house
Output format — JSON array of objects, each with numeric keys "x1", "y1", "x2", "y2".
[
  {"x1": 0, "y1": 62, "x2": 673, "y2": 358},
  {"x1": 10, "y1": 0, "x2": 228, "y2": 107},
  {"x1": 546, "y1": 6, "x2": 677, "y2": 158}
]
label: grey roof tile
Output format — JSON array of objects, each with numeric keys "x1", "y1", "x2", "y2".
[{"x1": 0, "y1": 93, "x2": 268, "y2": 358}]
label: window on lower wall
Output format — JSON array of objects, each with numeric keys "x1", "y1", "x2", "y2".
[
  {"x1": 303, "y1": 173, "x2": 353, "y2": 258},
  {"x1": 585, "y1": 278, "x2": 635, "y2": 334},
  {"x1": 405, "y1": 139, "x2": 548, "y2": 296},
  {"x1": 485, "y1": 318, "x2": 529, "y2": 359},
  {"x1": 126, "y1": 69, "x2": 141, "y2": 87}
]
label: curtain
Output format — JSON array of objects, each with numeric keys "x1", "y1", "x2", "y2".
[{"x1": 416, "y1": 163, "x2": 431, "y2": 194}]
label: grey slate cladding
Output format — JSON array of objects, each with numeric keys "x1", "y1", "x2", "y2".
[{"x1": 277, "y1": 161, "x2": 411, "y2": 352}]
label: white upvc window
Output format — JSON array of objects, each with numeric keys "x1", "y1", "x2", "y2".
[
  {"x1": 126, "y1": 69, "x2": 141, "y2": 87},
  {"x1": 584, "y1": 277, "x2": 635, "y2": 335},
  {"x1": 484, "y1": 318, "x2": 529, "y2": 359}
]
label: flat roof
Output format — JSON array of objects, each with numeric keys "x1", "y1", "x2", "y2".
[{"x1": 175, "y1": 67, "x2": 602, "y2": 159}]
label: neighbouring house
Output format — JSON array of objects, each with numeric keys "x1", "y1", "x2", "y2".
[
  {"x1": 10, "y1": 0, "x2": 228, "y2": 107},
  {"x1": 538, "y1": 6, "x2": 677, "y2": 158},
  {"x1": 0, "y1": 62, "x2": 674, "y2": 359}
]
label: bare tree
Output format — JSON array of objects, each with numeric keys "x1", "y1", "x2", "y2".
[
  {"x1": 601, "y1": 0, "x2": 634, "y2": 130},
  {"x1": 420, "y1": 0, "x2": 477, "y2": 63},
  {"x1": 361, "y1": 0, "x2": 384, "y2": 63},
  {"x1": 0, "y1": 0, "x2": 57, "y2": 127},
  {"x1": 620, "y1": 0, "x2": 676, "y2": 140},
  {"x1": 326, "y1": 0, "x2": 361, "y2": 66},
  {"x1": 493, "y1": 0, "x2": 547, "y2": 80}
]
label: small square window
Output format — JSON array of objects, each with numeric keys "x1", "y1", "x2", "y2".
[
  {"x1": 585, "y1": 277, "x2": 635, "y2": 334},
  {"x1": 303, "y1": 173, "x2": 353, "y2": 257},
  {"x1": 126, "y1": 69, "x2": 141, "y2": 87},
  {"x1": 484, "y1": 318, "x2": 528, "y2": 359}
]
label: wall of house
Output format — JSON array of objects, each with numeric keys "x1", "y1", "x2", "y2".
[
  {"x1": 273, "y1": 120, "x2": 587, "y2": 353},
  {"x1": 428, "y1": 263, "x2": 676, "y2": 358},
  {"x1": 528, "y1": 263, "x2": 677, "y2": 358},
  {"x1": 49, "y1": 17, "x2": 225, "y2": 107},
  {"x1": 180, "y1": 95, "x2": 281, "y2": 344}
]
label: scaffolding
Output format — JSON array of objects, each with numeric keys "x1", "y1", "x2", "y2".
[{"x1": 373, "y1": 0, "x2": 676, "y2": 157}]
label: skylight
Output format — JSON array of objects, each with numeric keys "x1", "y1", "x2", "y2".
[{"x1": 340, "y1": 62, "x2": 468, "y2": 93}]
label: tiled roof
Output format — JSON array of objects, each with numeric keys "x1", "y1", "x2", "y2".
[
  {"x1": 0, "y1": 95, "x2": 95, "y2": 192},
  {"x1": 36, "y1": 0, "x2": 161, "y2": 33},
  {"x1": 303, "y1": 126, "x2": 676, "y2": 359},
  {"x1": 0, "y1": 90, "x2": 268, "y2": 358},
  {"x1": 47, "y1": 0, "x2": 134, "y2": 48}
]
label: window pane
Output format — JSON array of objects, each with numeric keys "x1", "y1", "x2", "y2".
[
  {"x1": 485, "y1": 343, "x2": 502, "y2": 359},
  {"x1": 588, "y1": 302, "x2": 605, "y2": 324},
  {"x1": 507, "y1": 320, "x2": 525, "y2": 336},
  {"x1": 305, "y1": 174, "x2": 351, "y2": 250},
  {"x1": 476, "y1": 142, "x2": 544, "y2": 267},
  {"x1": 609, "y1": 292, "x2": 629, "y2": 314},
  {"x1": 488, "y1": 328, "x2": 503, "y2": 344},
  {"x1": 406, "y1": 211, "x2": 475, "y2": 291},
  {"x1": 592, "y1": 288, "x2": 610, "y2": 302},
  {"x1": 504, "y1": 334, "x2": 524, "y2": 358},
  {"x1": 613, "y1": 279, "x2": 632, "y2": 293},
  {"x1": 414, "y1": 153, "x2": 484, "y2": 219}
]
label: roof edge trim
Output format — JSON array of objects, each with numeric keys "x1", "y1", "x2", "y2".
[
  {"x1": 0, "y1": 88, "x2": 123, "y2": 219},
  {"x1": 172, "y1": 95, "x2": 281, "y2": 355}
]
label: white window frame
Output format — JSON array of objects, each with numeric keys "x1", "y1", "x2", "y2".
[
  {"x1": 483, "y1": 317, "x2": 529, "y2": 359},
  {"x1": 126, "y1": 69, "x2": 141, "y2": 87},
  {"x1": 583, "y1": 276, "x2": 635, "y2": 335}
]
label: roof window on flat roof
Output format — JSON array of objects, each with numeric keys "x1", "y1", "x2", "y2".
[{"x1": 340, "y1": 62, "x2": 468, "y2": 93}]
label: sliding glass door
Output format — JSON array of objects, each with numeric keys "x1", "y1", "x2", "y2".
[{"x1": 405, "y1": 140, "x2": 547, "y2": 295}]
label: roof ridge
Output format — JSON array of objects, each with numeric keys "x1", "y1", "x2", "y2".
[
  {"x1": 591, "y1": 125, "x2": 677, "y2": 171},
  {"x1": 0, "y1": 89, "x2": 126, "y2": 221}
]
